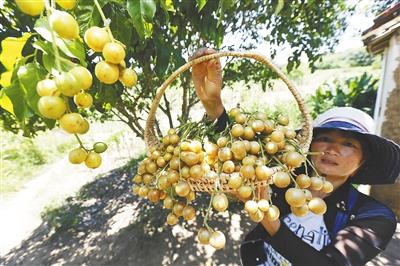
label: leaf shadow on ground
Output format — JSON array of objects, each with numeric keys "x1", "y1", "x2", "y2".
[{"x1": 2, "y1": 158, "x2": 256, "y2": 266}]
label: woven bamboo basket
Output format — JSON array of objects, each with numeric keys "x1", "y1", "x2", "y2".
[{"x1": 144, "y1": 51, "x2": 313, "y2": 193}]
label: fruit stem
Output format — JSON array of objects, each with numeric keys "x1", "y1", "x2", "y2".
[
  {"x1": 203, "y1": 192, "x2": 215, "y2": 229},
  {"x1": 44, "y1": 0, "x2": 62, "y2": 74},
  {"x1": 74, "y1": 133, "x2": 87, "y2": 151},
  {"x1": 93, "y1": 0, "x2": 115, "y2": 42},
  {"x1": 305, "y1": 156, "x2": 321, "y2": 177}
]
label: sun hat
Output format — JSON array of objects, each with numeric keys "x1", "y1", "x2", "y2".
[{"x1": 312, "y1": 107, "x2": 400, "y2": 185}]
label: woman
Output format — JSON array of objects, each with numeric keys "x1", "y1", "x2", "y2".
[{"x1": 190, "y1": 48, "x2": 400, "y2": 265}]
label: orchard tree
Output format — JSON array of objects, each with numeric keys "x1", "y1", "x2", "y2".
[{"x1": 0, "y1": 0, "x2": 350, "y2": 166}]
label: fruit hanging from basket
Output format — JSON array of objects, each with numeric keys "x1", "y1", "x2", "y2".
[{"x1": 132, "y1": 51, "x2": 332, "y2": 250}]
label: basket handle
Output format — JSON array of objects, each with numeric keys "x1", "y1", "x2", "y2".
[{"x1": 144, "y1": 51, "x2": 313, "y2": 153}]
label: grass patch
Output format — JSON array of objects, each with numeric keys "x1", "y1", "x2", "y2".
[{"x1": 1, "y1": 129, "x2": 76, "y2": 195}]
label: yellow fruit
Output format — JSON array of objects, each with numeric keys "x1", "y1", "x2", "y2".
[
  {"x1": 138, "y1": 186, "x2": 149, "y2": 197},
  {"x1": 209, "y1": 231, "x2": 226, "y2": 250},
  {"x1": 197, "y1": 228, "x2": 211, "y2": 244},
  {"x1": 308, "y1": 197, "x2": 327, "y2": 215},
  {"x1": 119, "y1": 68, "x2": 137, "y2": 87},
  {"x1": 55, "y1": 0, "x2": 76, "y2": 10},
  {"x1": 84, "y1": 27, "x2": 111, "y2": 52},
  {"x1": 310, "y1": 176, "x2": 324, "y2": 190},
  {"x1": 182, "y1": 205, "x2": 196, "y2": 221},
  {"x1": 102, "y1": 42, "x2": 126, "y2": 64},
  {"x1": 95, "y1": 61, "x2": 120, "y2": 84},
  {"x1": 49, "y1": 10, "x2": 79, "y2": 40},
  {"x1": 249, "y1": 209, "x2": 264, "y2": 222},
  {"x1": 77, "y1": 118, "x2": 90, "y2": 134},
  {"x1": 322, "y1": 181, "x2": 334, "y2": 193},
  {"x1": 285, "y1": 188, "x2": 306, "y2": 207},
  {"x1": 238, "y1": 185, "x2": 252, "y2": 199},
  {"x1": 212, "y1": 193, "x2": 229, "y2": 212},
  {"x1": 244, "y1": 200, "x2": 258, "y2": 214},
  {"x1": 68, "y1": 148, "x2": 87, "y2": 164},
  {"x1": 266, "y1": 205, "x2": 280, "y2": 221},
  {"x1": 228, "y1": 174, "x2": 242, "y2": 189},
  {"x1": 296, "y1": 174, "x2": 311, "y2": 189},
  {"x1": 37, "y1": 96, "x2": 67, "y2": 119},
  {"x1": 74, "y1": 92, "x2": 93, "y2": 108},
  {"x1": 166, "y1": 213, "x2": 179, "y2": 226},
  {"x1": 16, "y1": 0, "x2": 44, "y2": 16},
  {"x1": 273, "y1": 171, "x2": 291, "y2": 188},
  {"x1": 163, "y1": 196, "x2": 174, "y2": 209},
  {"x1": 59, "y1": 113, "x2": 85, "y2": 134},
  {"x1": 36, "y1": 79, "x2": 59, "y2": 96},
  {"x1": 147, "y1": 189, "x2": 160, "y2": 203},
  {"x1": 85, "y1": 152, "x2": 102, "y2": 169},
  {"x1": 257, "y1": 199, "x2": 270, "y2": 212},
  {"x1": 291, "y1": 204, "x2": 309, "y2": 217},
  {"x1": 172, "y1": 202, "x2": 185, "y2": 217},
  {"x1": 175, "y1": 181, "x2": 191, "y2": 197},
  {"x1": 69, "y1": 66, "x2": 93, "y2": 90},
  {"x1": 55, "y1": 73, "x2": 81, "y2": 97}
]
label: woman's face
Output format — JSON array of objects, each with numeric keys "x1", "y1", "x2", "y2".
[{"x1": 310, "y1": 130, "x2": 364, "y2": 180}]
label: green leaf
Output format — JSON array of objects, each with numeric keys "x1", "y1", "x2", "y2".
[
  {"x1": 196, "y1": 0, "x2": 208, "y2": 11},
  {"x1": 154, "y1": 37, "x2": 171, "y2": 76},
  {"x1": 17, "y1": 62, "x2": 47, "y2": 114},
  {"x1": 33, "y1": 40, "x2": 72, "y2": 73},
  {"x1": 127, "y1": 0, "x2": 157, "y2": 39},
  {"x1": 75, "y1": 2, "x2": 101, "y2": 33},
  {"x1": 159, "y1": 0, "x2": 175, "y2": 22},
  {"x1": 3, "y1": 82, "x2": 26, "y2": 121}
]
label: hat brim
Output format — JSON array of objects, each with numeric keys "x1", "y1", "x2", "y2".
[{"x1": 313, "y1": 127, "x2": 400, "y2": 185}]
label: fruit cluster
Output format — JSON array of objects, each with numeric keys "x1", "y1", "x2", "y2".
[
  {"x1": 85, "y1": 27, "x2": 137, "y2": 87},
  {"x1": 132, "y1": 108, "x2": 332, "y2": 250},
  {"x1": 16, "y1": 0, "x2": 138, "y2": 169}
]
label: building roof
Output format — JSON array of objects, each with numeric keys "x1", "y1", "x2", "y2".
[{"x1": 361, "y1": 3, "x2": 400, "y2": 54}]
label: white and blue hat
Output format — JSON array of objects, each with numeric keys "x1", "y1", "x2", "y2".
[{"x1": 313, "y1": 107, "x2": 400, "y2": 184}]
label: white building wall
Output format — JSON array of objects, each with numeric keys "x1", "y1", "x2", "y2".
[{"x1": 374, "y1": 31, "x2": 400, "y2": 135}]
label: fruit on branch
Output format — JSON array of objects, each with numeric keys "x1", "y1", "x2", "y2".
[
  {"x1": 93, "y1": 142, "x2": 108, "y2": 153},
  {"x1": 69, "y1": 66, "x2": 93, "y2": 90},
  {"x1": 119, "y1": 68, "x2": 137, "y2": 87},
  {"x1": 55, "y1": 0, "x2": 76, "y2": 10},
  {"x1": 16, "y1": 0, "x2": 44, "y2": 16},
  {"x1": 74, "y1": 92, "x2": 93, "y2": 108},
  {"x1": 36, "y1": 79, "x2": 60, "y2": 96},
  {"x1": 37, "y1": 96, "x2": 67, "y2": 119},
  {"x1": 209, "y1": 231, "x2": 226, "y2": 250},
  {"x1": 68, "y1": 148, "x2": 88, "y2": 164},
  {"x1": 95, "y1": 61, "x2": 120, "y2": 84},
  {"x1": 84, "y1": 26, "x2": 111, "y2": 52},
  {"x1": 49, "y1": 10, "x2": 79, "y2": 40},
  {"x1": 103, "y1": 42, "x2": 126, "y2": 64},
  {"x1": 197, "y1": 228, "x2": 211, "y2": 244},
  {"x1": 85, "y1": 151, "x2": 102, "y2": 169},
  {"x1": 308, "y1": 197, "x2": 327, "y2": 215},
  {"x1": 55, "y1": 72, "x2": 81, "y2": 97},
  {"x1": 59, "y1": 112, "x2": 85, "y2": 134}
]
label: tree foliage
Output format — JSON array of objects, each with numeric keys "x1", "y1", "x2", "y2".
[
  {"x1": 1, "y1": 0, "x2": 351, "y2": 138},
  {"x1": 308, "y1": 72, "x2": 378, "y2": 118}
]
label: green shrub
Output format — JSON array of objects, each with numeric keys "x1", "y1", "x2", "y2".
[{"x1": 308, "y1": 72, "x2": 378, "y2": 118}]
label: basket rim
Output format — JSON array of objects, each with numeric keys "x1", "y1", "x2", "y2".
[{"x1": 144, "y1": 50, "x2": 313, "y2": 153}]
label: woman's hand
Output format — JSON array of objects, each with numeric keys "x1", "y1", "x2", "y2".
[{"x1": 189, "y1": 48, "x2": 224, "y2": 120}]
